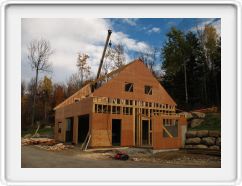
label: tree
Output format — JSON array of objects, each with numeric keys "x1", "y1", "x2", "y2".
[
  {"x1": 184, "y1": 31, "x2": 206, "y2": 106},
  {"x1": 21, "y1": 81, "x2": 26, "y2": 97},
  {"x1": 53, "y1": 84, "x2": 66, "y2": 106},
  {"x1": 76, "y1": 52, "x2": 91, "y2": 87},
  {"x1": 137, "y1": 47, "x2": 158, "y2": 76},
  {"x1": 197, "y1": 25, "x2": 220, "y2": 105},
  {"x1": 66, "y1": 72, "x2": 82, "y2": 97},
  {"x1": 101, "y1": 47, "x2": 113, "y2": 76},
  {"x1": 40, "y1": 76, "x2": 53, "y2": 122},
  {"x1": 111, "y1": 44, "x2": 126, "y2": 69},
  {"x1": 104, "y1": 43, "x2": 126, "y2": 71},
  {"x1": 162, "y1": 27, "x2": 189, "y2": 104},
  {"x1": 161, "y1": 26, "x2": 221, "y2": 110},
  {"x1": 27, "y1": 38, "x2": 53, "y2": 127}
]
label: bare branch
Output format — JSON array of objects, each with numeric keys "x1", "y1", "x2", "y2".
[
  {"x1": 27, "y1": 38, "x2": 53, "y2": 127},
  {"x1": 27, "y1": 38, "x2": 54, "y2": 73}
]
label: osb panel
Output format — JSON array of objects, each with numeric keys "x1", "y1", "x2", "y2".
[
  {"x1": 90, "y1": 113, "x2": 111, "y2": 147},
  {"x1": 179, "y1": 115, "x2": 187, "y2": 126},
  {"x1": 55, "y1": 97, "x2": 92, "y2": 120},
  {"x1": 55, "y1": 98, "x2": 93, "y2": 143},
  {"x1": 90, "y1": 113, "x2": 134, "y2": 147},
  {"x1": 93, "y1": 60, "x2": 176, "y2": 105},
  {"x1": 91, "y1": 130, "x2": 112, "y2": 147},
  {"x1": 54, "y1": 84, "x2": 92, "y2": 110},
  {"x1": 54, "y1": 118, "x2": 66, "y2": 142},
  {"x1": 120, "y1": 116, "x2": 134, "y2": 146},
  {"x1": 152, "y1": 116, "x2": 182, "y2": 150}
]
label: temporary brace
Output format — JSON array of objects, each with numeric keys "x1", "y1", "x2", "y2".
[{"x1": 162, "y1": 126, "x2": 173, "y2": 138}]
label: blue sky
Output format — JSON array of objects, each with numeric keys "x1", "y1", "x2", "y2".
[
  {"x1": 109, "y1": 18, "x2": 220, "y2": 49},
  {"x1": 21, "y1": 18, "x2": 220, "y2": 83}
]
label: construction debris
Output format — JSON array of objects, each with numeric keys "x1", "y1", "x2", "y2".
[
  {"x1": 22, "y1": 138, "x2": 56, "y2": 146},
  {"x1": 35, "y1": 143, "x2": 74, "y2": 151},
  {"x1": 21, "y1": 138, "x2": 74, "y2": 151}
]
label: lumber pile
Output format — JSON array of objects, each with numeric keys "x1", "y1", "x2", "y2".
[
  {"x1": 21, "y1": 138, "x2": 56, "y2": 146},
  {"x1": 21, "y1": 138, "x2": 74, "y2": 151},
  {"x1": 35, "y1": 143, "x2": 74, "y2": 151}
]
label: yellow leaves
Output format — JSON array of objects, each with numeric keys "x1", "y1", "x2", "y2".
[{"x1": 40, "y1": 76, "x2": 53, "y2": 96}]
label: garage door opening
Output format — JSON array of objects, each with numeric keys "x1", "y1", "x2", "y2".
[
  {"x1": 78, "y1": 115, "x2": 89, "y2": 144},
  {"x1": 112, "y1": 119, "x2": 121, "y2": 146},
  {"x1": 66, "y1": 117, "x2": 74, "y2": 143}
]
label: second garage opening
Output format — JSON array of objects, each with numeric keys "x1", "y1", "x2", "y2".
[{"x1": 78, "y1": 114, "x2": 89, "y2": 144}]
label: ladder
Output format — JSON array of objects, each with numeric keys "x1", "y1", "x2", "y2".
[{"x1": 81, "y1": 132, "x2": 91, "y2": 151}]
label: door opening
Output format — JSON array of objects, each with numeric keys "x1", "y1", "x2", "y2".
[
  {"x1": 65, "y1": 117, "x2": 73, "y2": 143},
  {"x1": 112, "y1": 119, "x2": 121, "y2": 146},
  {"x1": 78, "y1": 115, "x2": 89, "y2": 144},
  {"x1": 142, "y1": 120, "x2": 149, "y2": 146}
]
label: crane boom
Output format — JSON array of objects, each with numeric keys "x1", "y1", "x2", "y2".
[{"x1": 96, "y1": 29, "x2": 112, "y2": 80}]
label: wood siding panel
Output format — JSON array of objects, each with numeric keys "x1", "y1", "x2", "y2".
[
  {"x1": 153, "y1": 116, "x2": 184, "y2": 150},
  {"x1": 93, "y1": 60, "x2": 176, "y2": 105}
]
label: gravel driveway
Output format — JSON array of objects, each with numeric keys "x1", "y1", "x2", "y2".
[{"x1": 22, "y1": 145, "x2": 221, "y2": 168}]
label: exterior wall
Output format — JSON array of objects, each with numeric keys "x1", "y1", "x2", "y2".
[
  {"x1": 55, "y1": 99, "x2": 187, "y2": 149},
  {"x1": 90, "y1": 113, "x2": 134, "y2": 147},
  {"x1": 54, "y1": 97, "x2": 93, "y2": 143},
  {"x1": 152, "y1": 115, "x2": 185, "y2": 150},
  {"x1": 93, "y1": 60, "x2": 176, "y2": 106}
]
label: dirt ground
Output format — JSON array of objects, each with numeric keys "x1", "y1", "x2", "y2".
[{"x1": 21, "y1": 145, "x2": 221, "y2": 168}]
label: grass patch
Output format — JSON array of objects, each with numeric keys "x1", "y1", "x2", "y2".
[
  {"x1": 21, "y1": 127, "x2": 54, "y2": 137},
  {"x1": 190, "y1": 113, "x2": 221, "y2": 131}
]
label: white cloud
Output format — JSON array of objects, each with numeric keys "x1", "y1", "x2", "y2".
[
  {"x1": 190, "y1": 18, "x2": 221, "y2": 35},
  {"x1": 148, "y1": 27, "x2": 161, "y2": 33},
  {"x1": 112, "y1": 32, "x2": 150, "y2": 52},
  {"x1": 21, "y1": 18, "x2": 150, "y2": 83},
  {"x1": 121, "y1": 18, "x2": 138, "y2": 26}
]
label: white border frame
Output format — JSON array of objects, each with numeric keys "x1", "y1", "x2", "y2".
[{"x1": 0, "y1": 0, "x2": 241, "y2": 185}]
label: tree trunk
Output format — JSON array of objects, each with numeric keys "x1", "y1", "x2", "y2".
[
  {"x1": 212, "y1": 61, "x2": 220, "y2": 106},
  {"x1": 184, "y1": 61, "x2": 188, "y2": 104},
  {"x1": 203, "y1": 63, "x2": 208, "y2": 105},
  {"x1": 44, "y1": 99, "x2": 47, "y2": 122},
  {"x1": 31, "y1": 69, "x2": 38, "y2": 128}
]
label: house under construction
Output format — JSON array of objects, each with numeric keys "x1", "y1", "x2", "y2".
[{"x1": 54, "y1": 59, "x2": 187, "y2": 150}]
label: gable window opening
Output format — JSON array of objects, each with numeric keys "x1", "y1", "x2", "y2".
[
  {"x1": 125, "y1": 82, "x2": 134, "y2": 92},
  {"x1": 145, "y1": 85, "x2": 152, "y2": 95}
]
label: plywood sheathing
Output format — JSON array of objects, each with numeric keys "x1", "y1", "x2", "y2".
[{"x1": 93, "y1": 60, "x2": 176, "y2": 106}]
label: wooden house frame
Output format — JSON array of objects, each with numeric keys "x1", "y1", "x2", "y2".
[{"x1": 54, "y1": 59, "x2": 187, "y2": 150}]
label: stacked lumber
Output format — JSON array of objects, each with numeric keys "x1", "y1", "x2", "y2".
[
  {"x1": 35, "y1": 143, "x2": 74, "y2": 151},
  {"x1": 21, "y1": 138, "x2": 56, "y2": 146},
  {"x1": 21, "y1": 138, "x2": 74, "y2": 151}
]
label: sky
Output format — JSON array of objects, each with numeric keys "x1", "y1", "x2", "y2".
[{"x1": 21, "y1": 18, "x2": 221, "y2": 84}]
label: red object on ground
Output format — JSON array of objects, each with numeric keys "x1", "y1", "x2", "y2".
[{"x1": 114, "y1": 152, "x2": 129, "y2": 160}]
